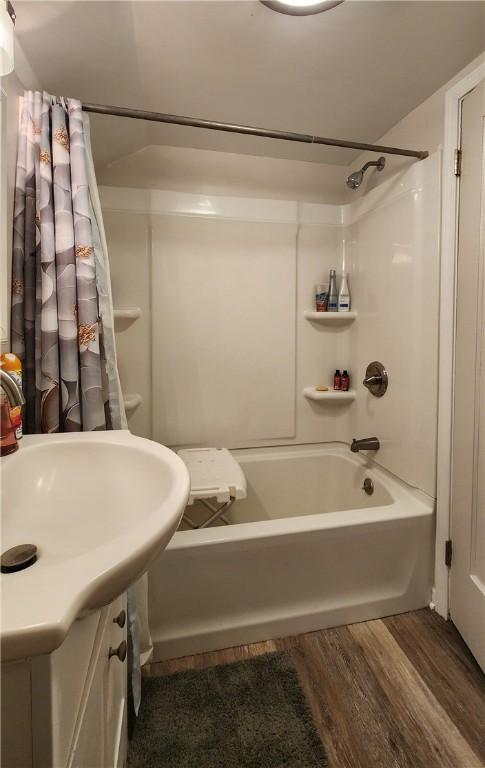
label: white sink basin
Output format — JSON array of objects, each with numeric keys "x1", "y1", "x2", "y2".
[{"x1": 1, "y1": 431, "x2": 190, "y2": 662}]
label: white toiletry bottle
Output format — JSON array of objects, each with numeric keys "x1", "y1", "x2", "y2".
[
  {"x1": 328, "y1": 269, "x2": 338, "y2": 312},
  {"x1": 338, "y1": 273, "x2": 350, "y2": 312}
]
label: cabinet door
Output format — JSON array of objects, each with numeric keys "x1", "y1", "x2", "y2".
[
  {"x1": 68, "y1": 610, "x2": 110, "y2": 768},
  {"x1": 39, "y1": 610, "x2": 101, "y2": 768},
  {"x1": 1, "y1": 661, "x2": 33, "y2": 768},
  {"x1": 68, "y1": 595, "x2": 128, "y2": 768},
  {"x1": 104, "y1": 595, "x2": 128, "y2": 768},
  {"x1": 69, "y1": 649, "x2": 106, "y2": 768}
]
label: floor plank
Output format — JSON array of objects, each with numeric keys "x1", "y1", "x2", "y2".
[
  {"x1": 146, "y1": 639, "x2": 277, "y2": 677},
  {"x1": 350, "y1": 620, "x2": 482, "y2": 768},
  {"x1": 287, "y1": 627, "x2": 416, "y2": 768},
  {"x1": 384, "y1": 609, "x2": 485, "y2": 763},
  {"x1": 144, "y1": 610, "x2": 485, "y2": 768}
]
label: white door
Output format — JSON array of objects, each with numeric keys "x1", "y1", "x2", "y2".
[{"x1": 450, "y1": 80, "x2": 485, "y2": 671}]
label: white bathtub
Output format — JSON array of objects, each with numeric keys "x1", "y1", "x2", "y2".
[{"x1": 148, "y1": 443, "x2": 435, "y2": 661}]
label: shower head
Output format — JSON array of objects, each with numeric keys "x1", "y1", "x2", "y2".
[
  {"x1": 346, "y1": 169, "x2": 365, "y2": 190},
  {"x1": 346, "y1": 156, "x2": 386, "y2": 190}
]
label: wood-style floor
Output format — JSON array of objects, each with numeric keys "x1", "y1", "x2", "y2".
[{"x1": 145, "y1": 609, "x2": 485, "y2": 768}]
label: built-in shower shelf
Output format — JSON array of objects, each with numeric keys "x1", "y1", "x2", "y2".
[
  {"x1": 304, "y1": 310, "x2": 357, "y2": 322},
  {"x1": 114, "y1": 307, "x2": 142, "y2": 321},
  {"x1": 123, "y1": 393, "x2": 143, "y2": 412},
  {"x1": 303, "y1": 387, "x2": 356, "y2": 402}
]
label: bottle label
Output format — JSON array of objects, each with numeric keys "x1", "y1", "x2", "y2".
[{"x1": 315, "y1": 291, "x2": 328, "y2": 311}]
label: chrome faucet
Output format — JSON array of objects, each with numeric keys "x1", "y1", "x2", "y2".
[
  {"x1": 351, "y1": 437, "x2": 380, "y2": 452},
  {"x1": 0, "y1": 369, "x2": 25, "y2": 407}
]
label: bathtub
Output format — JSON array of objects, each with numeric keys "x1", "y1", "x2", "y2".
[{"x1": 148, "y1": 443, "x2": 435, "y2": 661}]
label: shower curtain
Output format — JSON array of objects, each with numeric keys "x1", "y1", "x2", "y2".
[
  {"x1": 9, "y1": 91, "x2": 148, "y2": 711},
  {"x1": 11, "y1": 91, "x2": 125, "y2": 433}
]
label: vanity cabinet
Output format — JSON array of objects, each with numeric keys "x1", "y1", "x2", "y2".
[{"x1": 1, "y1": 593, "x2": 128, "y2": 768}]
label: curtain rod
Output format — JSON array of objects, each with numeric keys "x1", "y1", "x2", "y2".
[{"x1": 81, "y1": 101, "x2": 429, "y2": 161}]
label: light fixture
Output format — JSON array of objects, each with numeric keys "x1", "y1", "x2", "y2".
[
  {"x1": 261, "y1": 0, "x2": 343, "y2": 16},
  {"x1": 0, "y1": 0, "x2": 15, "y2": 76}
]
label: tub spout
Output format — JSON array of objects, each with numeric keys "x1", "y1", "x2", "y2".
[{"x1": 351, "y1": 437, "x2": 380, "y2": 452}]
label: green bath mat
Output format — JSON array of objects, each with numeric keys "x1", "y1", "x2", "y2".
[{"x1": 128, "y1": 651, "x2": 328, "y2": 768}]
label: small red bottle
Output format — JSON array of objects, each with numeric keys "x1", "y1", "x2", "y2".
[
  {"x1": 341, "y1": 370, "x2": 350, "y2": 391},
  {"x1": 333, "y1": 369, "x2": 342, "y2": 390}
]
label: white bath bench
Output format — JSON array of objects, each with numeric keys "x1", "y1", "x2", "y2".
[{"x1": 177, "y1": 447, "x2": 247, "y2": 529}]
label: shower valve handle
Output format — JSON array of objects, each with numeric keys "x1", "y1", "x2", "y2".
[
  {"x1": 363, "y1": 374, "x2": 382, "y2": 388},
  {"x1": 362, "y1": 361, "x2": 388, "y2": 398}
]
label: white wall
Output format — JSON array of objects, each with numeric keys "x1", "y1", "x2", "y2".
[
  {"x1": 347, "y1": 51, "x2": 485, "y2": 194},
  {"x1": 96, "y1": 144, "x2": 350, "y2": 205}
]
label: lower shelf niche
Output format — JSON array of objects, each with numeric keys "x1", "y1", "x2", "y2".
[
  {"x1": 303, "y1": 387, "x2": 356, "y2": 402},
  {"x1": 123, "y1": 393, "x2": 143, "y2": 413}
]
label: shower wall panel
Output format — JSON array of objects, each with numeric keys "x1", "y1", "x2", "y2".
[{"x1": 151, "y1": 213, "x2": 297, "y2": 447}]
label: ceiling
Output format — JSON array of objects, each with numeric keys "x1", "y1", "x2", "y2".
[{"x1": 12, "y1": 0, "x2": 485, "y2": 168}]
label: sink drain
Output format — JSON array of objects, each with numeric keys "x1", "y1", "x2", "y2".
[{"x1": 1, "y1": 544, "x2": 37, "y2": 573}]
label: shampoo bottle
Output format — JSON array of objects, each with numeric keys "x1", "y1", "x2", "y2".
[
  {"x1": 338, "y1": 273, "x2": 351, "y2": 312},
  {"x1": 328, "y1": 269, "x2": 338, "y2": 312}
]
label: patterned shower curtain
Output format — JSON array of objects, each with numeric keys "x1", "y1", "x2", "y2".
[{"x1": 11, "y1": 91, "x2": 124, "y2": 433}]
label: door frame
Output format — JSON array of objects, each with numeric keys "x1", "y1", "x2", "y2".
[{"x1": 435, "y1": 59, "x2": 485, "y2": 618}]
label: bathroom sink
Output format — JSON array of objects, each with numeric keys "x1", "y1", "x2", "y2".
[{"x1": 0, "y1": 431, "x2": 190, "y2": 662}]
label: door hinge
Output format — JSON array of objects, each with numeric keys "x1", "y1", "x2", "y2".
[
  {"x1": 454, "y1": 148, "x2": 462, "y2": 177},
  {"x1": 445, "y1": 539, "x2": 453, "y2": 567}
]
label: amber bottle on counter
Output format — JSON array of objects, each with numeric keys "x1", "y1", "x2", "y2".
[
  {"x1": 0, "y1": 393, "x2": 18, "y2": 456},
  {"x1": 0, "y1": 353, "x2": 23, "y2": 439}
]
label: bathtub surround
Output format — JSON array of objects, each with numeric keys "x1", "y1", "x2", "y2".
[
  {"x1": 102, "y1": 188, "x2": 346, "y2": 448},
  {"x1": 346, "y1": 152, "x2": 441, "y2": 496},
  {"x1": 95, "y1": 104, "x2": 444, "y2": 675},
  {"x1": 128, "y1": 653, "x2": 328, "y2": 768},
  {"x1": 101, "y1": 149, "x2": 440, "y2": 497},
  {"x1": 101, "y1": 153, "x2": 440, "y2": 662}
]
